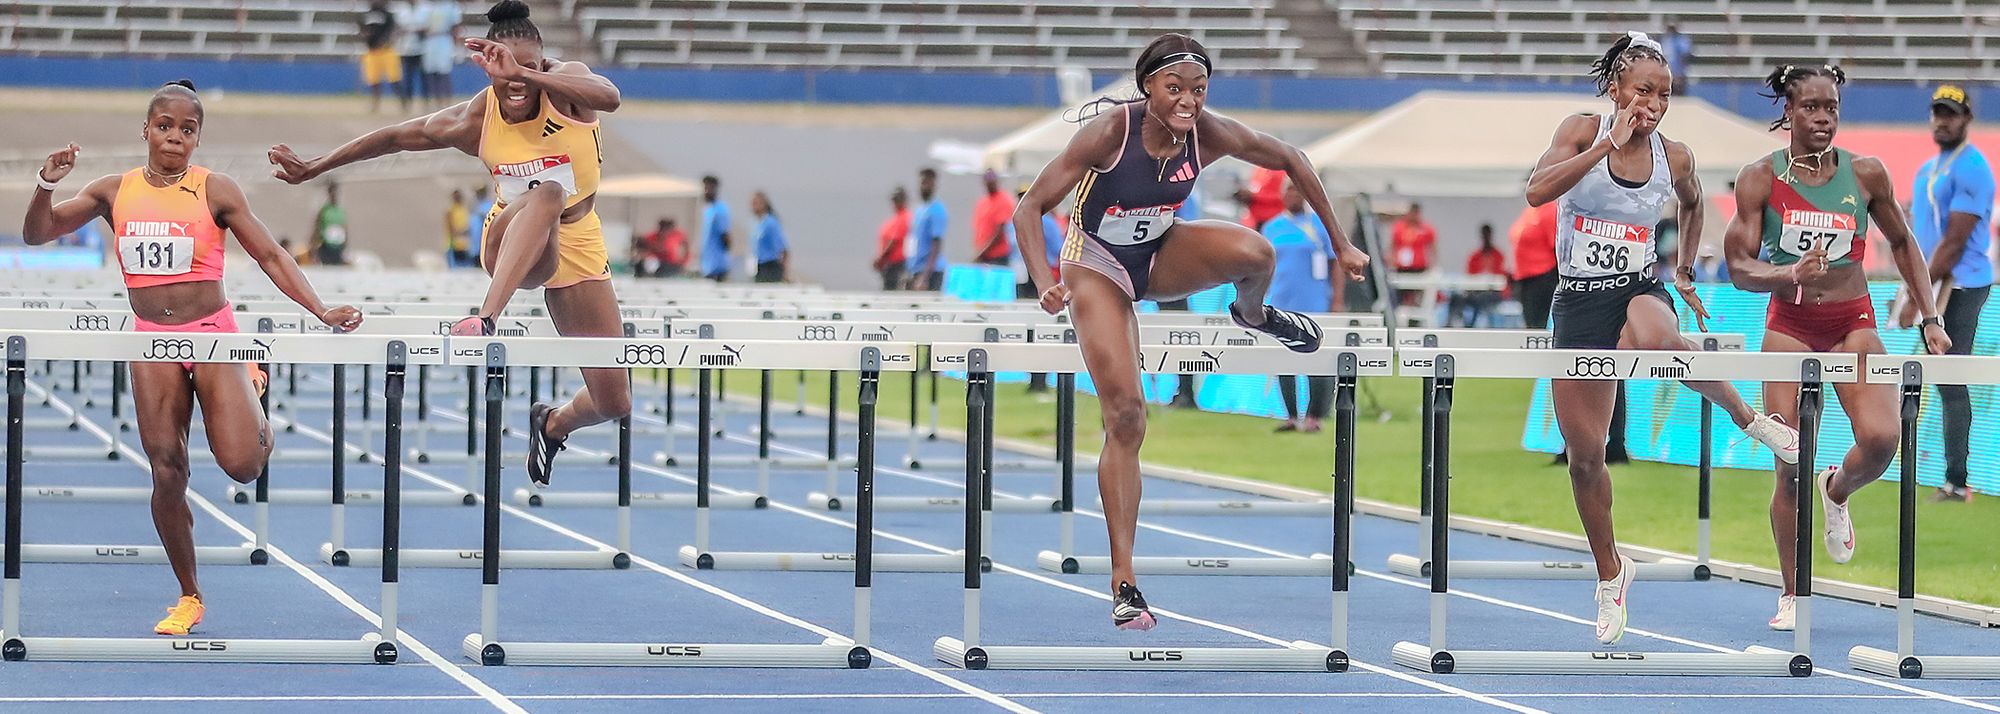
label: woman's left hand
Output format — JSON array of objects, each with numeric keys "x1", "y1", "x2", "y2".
[
  {"x1": 1336, "y1": 246, "x2": 1370, "y2": 281},
  {"x1": 465, "y1": 38, "x2": 526, "y2": 83},
  {"x1": 1673, "y1": 268, "x2": 1710, "y2": 332},
  {"x1": 320, "y1": 305, "x2": 363, "y2": 333},
  {"x1": 1922, "y1": 322, "x2": 1954, "y2": 355}
]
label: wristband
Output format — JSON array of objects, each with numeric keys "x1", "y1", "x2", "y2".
[
  {"x1": 35, "y1": 171, "x2": 59, "y2": 192},
  {"x1": 1920, "y1": 316, "x2": 1943, "y2": 329}
]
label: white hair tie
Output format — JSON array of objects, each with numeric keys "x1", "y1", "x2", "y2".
[{"x1": 1625, "y1": 31, "x2": 1665, "y2": 54}]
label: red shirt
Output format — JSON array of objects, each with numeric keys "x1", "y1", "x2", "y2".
[
  {"x1": 972, "y1": 191, "x2": 1016, "y2": 261},
  {"x1": 875, "y1": 208, "x2": 910, "y2": 270},
  {"x1": 1508, "y1": 202, "x2": 1559, "y2": 280},
  {"x1": 1241, "y1": 168, "x2": 1286, "y2": 229},
  {"x1": 1466, "y1": 246, "x2": 1508, "y2": 276},
  {"x1": 660, "y1": 228, "x2": 687, "y2": 266},
  {"x1": 1390, "y1": 217, "x2": 1436, "y2": 272}
]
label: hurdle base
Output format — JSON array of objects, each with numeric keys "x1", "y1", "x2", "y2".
[
  {"x1": 1851, "y1": 646, "x2": 2000, "y2": 679},
  {"x1": 2, "y1": 634, "x2": 393, "y2": 664},
  {"x1": 460, "y1": 634, "x2": 867, "y2": 668},
  {"x1": 22, "y1": 446, "x2": 119, "y2": 461},
  {"x1": 1389, "y1": 642, "x2": 1810, "y2": 676},
  {"x1": 0, "y1": 543, "x2": 261, "y2": 565},
  {"x1": 228, "y1": 485, "x2": 476, "y2": 507},
  {"x1": 807, "y1": 491, "x2": 1058, "y2": 513},
  {"x1": 677, "y1": 545, "x2": 982, "y2": 572},
  {"x1": 1131, "y1": 499, "x2": 1332, "y2": 517},
  {"x1": 322, "y1": 543, "x2": 628, "y2": 570},
  {"x1": 932, "y1": 637, "x2": 1343, "y2": 672},
  {"x1": 1384, "y1": 553, "x2": 1709, "y2": 581},
  {"x1": 510, "y1": 488, "x2": 765, "y2": 509},
  {"x1": 18, "y1": 485, "x2": 156, "y2": 503},
  {"x1": 1038, "y1": 551, "x2": 1336, "y2": 577}
]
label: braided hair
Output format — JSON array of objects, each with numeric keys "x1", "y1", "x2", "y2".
[
  {"x1": 1587, "y1": 32, "x2": 1669, "y2": 96},
  {"x1": 148, "y1": 79, "x2": 202, "y2": 121},
  {"x1": 1760, "y1": 63, "x2": 1846, "y2": 131},
  {"x1": 1066, "y1": 33, "x2": 1212, "y2": 123},
  {"x1": 484, "y1": 0, "x2": 539, "y2": 42}
]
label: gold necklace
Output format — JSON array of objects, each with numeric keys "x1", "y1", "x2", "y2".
[
  {"x1": 144, "y1": 165, "x2": 189, "y2": 186},
  {"x1": 1780, "y1": 146, "x2": 1836, "y2": 184}
]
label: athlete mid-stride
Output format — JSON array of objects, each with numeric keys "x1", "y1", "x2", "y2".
[{"x1": 1010, "y1": 33, "x2": 1370, "y2": 631}]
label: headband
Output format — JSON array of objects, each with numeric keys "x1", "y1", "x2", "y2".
[{"x1": 1144, "y1": 51, "x2": 1212, "y2": 78}]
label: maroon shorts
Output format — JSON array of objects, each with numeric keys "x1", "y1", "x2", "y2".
[{"x1": 1767, "y1": 294, "x2": 1876, "y2": 352}]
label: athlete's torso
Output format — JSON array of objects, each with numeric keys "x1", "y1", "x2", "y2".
[
  {"x1": 111, "y1": 166, "x2": 227, "y2": 290},
  {"x1": 1070, "y1": 104, "x2": 1201, "y2": 249},
  {"x1": 476, "y1": 87, "x2": 602, "y2": 216},
  {"x1": 1555, "y1": 114, "x2": 1671, "y2": 280},
  {"x1": 1761, "y1": 147, "x2": 1869, "y2": 269}
]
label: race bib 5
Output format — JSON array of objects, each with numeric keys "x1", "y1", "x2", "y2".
[
  {"x1": 1098, "y1": 205, "x2": 1174, "y2": 246},
  {"x1": 1566, "y1": 215, "x2": 1651, "y2": 274},
  {"x1": 492, "y1": 155, "x2": 579, "y2": 204},
  {"x1": 1777, "y1": 210, "x2": 1857, "y2": 263}
]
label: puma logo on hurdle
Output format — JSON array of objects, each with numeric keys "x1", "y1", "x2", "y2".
[
  {"x1": 1175, "y1": 350, "x2": 1222, "y2": 374},
  {"x1": 229, "y1": 338, "x2": 274, "y2": 363}
]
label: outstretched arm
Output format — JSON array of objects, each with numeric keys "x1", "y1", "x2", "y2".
[
  {"x1": 208, "y1": 173, "x2": 361, "y2": 330},
  {"x1": 1858, "y1": 157, "x2": 1951, "y2": 354},
  {"x1": 1011, "y1": 110, "x2": 1123, "y2": 310},
  {"x1": 1665, "y1": 141, "x2": 1713, "y2": 329},
  {"x1": 269, "y1": 99, "x2": 480, "y2": 184},
  {"x1": 23, "y1": 144, "x2": 118, "y2": 245},
  {"x1": 467, "y1": 39, "x2": 620, "y2": 117},
  {"x1": 1202, "y1": 110, "x2": 1367, "y2": 279}
]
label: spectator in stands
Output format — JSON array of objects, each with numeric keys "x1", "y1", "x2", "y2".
[
  {"x1": 972, "y1": 169, "x2": 1014, "y2": 267},
  {"x1": 1508, "y1": 198, "x2": 1559, "y2": 328},
  {"x1": 469, "y1": 185, "x2": 493, "y2": 258},
  {"x1": 393, "y1": 1, "x2": 427, "y2": 112},
  {"x1": 1390, "y1": 203, "x2": 1435, "y2": 273},
  {"x1": 1457, "y1": 223, "x2": 1508, "y2": 326},
  {"x1": 874, "y1": 186, "x2": 909, "y2": 290},
  {"x1": 420, "y1": 0, "x2": 462, "y2": 106},
  {"x1": 658, "y1": 218, "x2": 688, "y2": 277},
  {"x1": 699, "y1": 174, "x2": 732, "y2": 282},
  {"x1": 1663, "y1": 21, "x2": 1693, "y2": 95},
  {"x1": 311, "y1": 183, "x2": 348, "y2": 266},
  {"x1": 1909, "y1": 84, "x2": 1994, "y2": 502},
  {"x1": 358, "y1": 1, "x2": 401, "y2": 113},
  {"x1": 904, "y1": 168, "x2": 948, "y2": 291},
  {"x1": 1235, "y1": 166, "x2": 1285, "y2": 229},
  {"x1": 445, "y1": 188, "x2": 472, "y2": 267},
  {"x1": 1262, "y1": 179, "x2": 1336, "y2": 432},
  {"x1": 751, "y1": 191, "x2": 789, "y2": 283}
]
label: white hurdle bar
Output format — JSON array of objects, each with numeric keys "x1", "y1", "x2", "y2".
[
  {"x1": 2, "y1": 331, "x2": 411, "y2": 664},
  {"x1": 933, "y1": 342, "x2": 1371, "y2": 671},
  {"x1": 1390, "y1": 347, "x2": 1850, "y2": 676},
  {"x1": 1850, "y1": 356, "x2": 2000, "y2": 679},
  {"x1": 1387, "y1": 329, "x2": 1744, "y2": 581},
  {"x1": 450, "y1": 336, "x2": 894, "y2": 667}
]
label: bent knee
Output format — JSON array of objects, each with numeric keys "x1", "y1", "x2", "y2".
[
  {"x1": 1853, "y1": 429, "x2": 1899, "y2": 464},
  {"x1": 595, "y1": 389, "x2": 633, "y2": 420},
  {"x1": 217, "y1": 451, "x2": 267, "y2": 484}
]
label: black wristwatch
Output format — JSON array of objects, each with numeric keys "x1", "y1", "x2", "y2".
[{"x1": 1920, "y1": 316, "x2": 1943, "y2": 329}]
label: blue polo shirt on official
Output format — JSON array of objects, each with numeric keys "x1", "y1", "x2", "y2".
[
  {"x1": 1913, "y1": 144, "x2": 1996, "y2": 289},
  {"x1": 1042, "y1": 214, "x2": 1064, "y2": 269},
  {"x1": 907, "y1": 198, "x2": 949, "y2": 273},
  {"x1": 1262, "y1": 211, "x2": 1334, "y2": 313},
  {"x1": 753, "y1": 214, "x2": 787, "y2": 263},
  {"x1": 700, "y1": 199, "x2": 732, "y2": 276}
]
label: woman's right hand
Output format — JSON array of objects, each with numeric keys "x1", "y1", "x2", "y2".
[
  {"x1": 267, "y1": 144, "x2": 317, "y2": 184},
  {"x1": 1605, "y1": 100, "x2": 1639, "y2": 150},
  {"x1": 40, "y1": 143, "x2": 81, "y2": 184},
  {"x1": 1037, "y1": 283, "x2": 1070, "y2": 315},
  {"x1": 1790, "y1": 247, "x2": 1830, "y2": 286}
]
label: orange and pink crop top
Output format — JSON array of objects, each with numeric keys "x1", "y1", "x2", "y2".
[{"x1": 110, "y1": 166, "x2": 226, "y2": 289}]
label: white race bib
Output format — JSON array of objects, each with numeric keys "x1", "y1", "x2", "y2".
[
  {"x1": 322, "y1": 224, "x2": 346, "y2": 247},
  {"x1": 119, "y1": 235, "x2": 194, "y2": 276},
  {"x1": 1777, "y1": 210, "x2": 1857, "y2": 263},
  {"x1": 1311, "y1": 249, "x2": 1329, "y2": 281},
  {"x1": 1566, "y1": 215, "x2": 1651, "y2": 274},
  {"x1": 491, "y1": 155, "x2": 579, "y2": 204},
  {"x1": 1097, "y1": 206, "x2": 1172, "y2": 246}
]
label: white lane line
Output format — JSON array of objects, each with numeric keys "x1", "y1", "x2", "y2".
[
  {"x1": 656, "y1": 388, "x2": 2000, "y2": 711},
  {"x1": 29, "y1": 383, "x2": 525, "y2": 714},
  {"x1": 4, "y1": 691, "x2": 1991, "y2": 704},
  {"x1": 276, "y1": 414, "x2": 1036, "y2": 714}
]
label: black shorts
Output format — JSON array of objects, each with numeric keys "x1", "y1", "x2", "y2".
[
  {"x1": 754, "y1": 260, "x2": 785, "y2": 283},
  {"x1": 1550, "y1": 273, "x2": 1675, "y2": 349}
]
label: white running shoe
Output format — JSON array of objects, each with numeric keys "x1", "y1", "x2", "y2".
[
  {"x1": 1595, "y1": 554, "x2": 1636, "y2": 645},
  {"x1": 1769, "y1": 594, "x2": 1796, "y2": 631},
  {"x1": 1820, "y1": 466, "x2": 1856, "y2": 564},
  {"x1": 1744, "y1": 413, "x2": 1801, "y2": 465}
]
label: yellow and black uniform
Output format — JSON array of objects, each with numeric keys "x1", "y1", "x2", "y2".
[{"x1": 475, "y1": 87, "x2": 608, "y2": 288}]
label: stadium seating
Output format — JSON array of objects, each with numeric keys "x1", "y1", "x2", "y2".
[
  {"x1": 1331, "y1": 0, "x2": 1999, "y2": 82},
  {"x1": 1, "y1": 0, "x2": 364, "y2": 60}
]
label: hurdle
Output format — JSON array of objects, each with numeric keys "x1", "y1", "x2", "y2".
[
  {"x1": 1, "y1": 331, "x2": 403, "y2": 664},
  {"x1": 1390, "y1": 347, "x2": 1842, "y2": 676},
  {"x1": 458, "y1": 336, "x2": 875, "y2": 667},
  {"x1": 1386, "y1": 329, "x2": 1746, "y2": 582},
  {"x1": 1850, "y1": 356, "x2": 2000, "y2": 679},
  {"x1": 932, "y1": 343, "x2": 1354, "y2": 671},
  {"x1": 670, "y1": 340, "x2": 951, "y2": 572}
]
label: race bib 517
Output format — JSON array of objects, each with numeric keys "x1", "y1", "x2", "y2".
[{"x1": 1777, "y1": 210, "x2": 1857, "y2": 262}]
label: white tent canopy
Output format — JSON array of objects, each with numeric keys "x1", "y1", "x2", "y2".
[
  {"x1": 982, "y1": 80, "x2": 1138, "y2": 178},
  {"x1": 1304, "y1": 91, "x2": 1784, "y2": 199}
]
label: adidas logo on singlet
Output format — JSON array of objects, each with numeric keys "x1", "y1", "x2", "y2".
[{"x1": 542, "y1": 118, "x2": 563, "y2": 137}]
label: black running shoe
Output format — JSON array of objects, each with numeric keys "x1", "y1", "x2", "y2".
[
  {"x1": 526, "y1": 402, "x2": 565, "y2": 490},
  {"x1": 1231, "y1": 304, "x2": 1323, "y2": 353},
  {"x1": 1112, "y1": 581, "x2": 1157, "y2": 631}
]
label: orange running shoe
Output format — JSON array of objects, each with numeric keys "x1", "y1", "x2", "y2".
[
  {"x1": 154, "y1": 595, "x2": 204, "y2": 636},
  {"x1": 250, "y1": 364, "x2": 268, "y2": 397}
]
